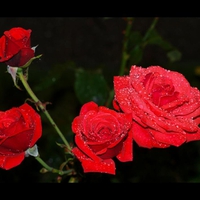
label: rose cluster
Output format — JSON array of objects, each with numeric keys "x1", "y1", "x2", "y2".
[
  {"x1": 72, "y1": 65, "x2": 200, "y2": 174},
  {"x1": 1, "y1": 27, "x2": 200, "y2": 175},
  {"x1": 0, "y1": 27, "x2": 41, "y2": 170}
]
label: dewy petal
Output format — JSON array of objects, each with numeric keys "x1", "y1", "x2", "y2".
[
  {"x1": 116, "y1": 130, "x2": 133, "y2": 162},
  {"x1": 113, "y1": 76, "x2": 133, "y2": 114},
  {"x1": 132, "y1": 122, "x2": 154, "y2": 148},
  {"x1": 186, "y1": 130, "x2": 200, "y2": 142},
  {"x1": 0, "y1": 36, "x2": 7, "y2": 61},
  {"x1": 130, "y1": 65, "x2": 192, "y2": 96},
  {"x1": 71, "y1": 115, "x2": 83, "y2": 134},
  {"x1": 19, "y1": 103, "x2": 42, "y2": 147},
  {"x1": 4, "y1": 38, "x2": 21, "y2": 59},
  {"x1": 75, "y1": 134, "x2": 101, "y2": 162},
  {"x1": 4, "y1": 28, "x2": 32, "y2": 48},
  {"x1": 81, "y1": 158, "x2": 116, "y2": 174},
  {"x1": 132, "y1": 122, "x2": 169, "y2": 148},
  {"x1": 115, "y1": 65, "x2": 200, "y2": 148},
  {"x1": 172, "y1": 87, "x2": 200, "y2": 116},
  {"x1": 0, "y1": 129, "x2": 34, "y2": 153},
  {"x1": 79, "y1": 101, "x2": 99, "y2": 116},
  {"x1": 72, "y1": 147, "x2": 116, "y2": 174},
  {"x1": 0, "y1": 103, "x2": 42, "y2": 153},
  {"x1": 0, "y1": 153, "x2": 25, "y2": 170},
  {"x1": 151, "y1": 129, "x2": 186, "y2": 147},
  {"x1": 97, "y1": 141, "x2": 123, "y2": 159}
]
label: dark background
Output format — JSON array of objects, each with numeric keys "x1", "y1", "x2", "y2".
[{"x1": 1, "y1": 17, "x2": 200, "y2": 182}]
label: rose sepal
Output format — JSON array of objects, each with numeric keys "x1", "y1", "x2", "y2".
[
  {"x1": 20, "y1": 53, "x2": 42, "y2": 69},
  {"x1": 7, "y1": 65, "x2": 21, "y2": 90},
  {"x1": 7, "y1": 54, "x2": 42, "y2": 90},
  {"x1": 25, "y1": 144, "x2": 39, "y2": 157}
]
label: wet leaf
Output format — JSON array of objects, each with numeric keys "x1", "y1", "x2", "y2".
[
  {"x1": 127, "y1": 31, "x2": 143, "y2": 51},
  {"x1": 129, "y1": 45, "x2": 143, "y2": 65},
  {"x1": 74, "y1": 69, "x2": 109, "y2": 106}
]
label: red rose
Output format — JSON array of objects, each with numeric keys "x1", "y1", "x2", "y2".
[
  {"x1": 113, "y1": 65, "x2": 200, "y2": 148},
  {"x1": 0, "y1": 103, "x2": 42, "y2": 170},
  {"x1": 71, "y1": 101, "x2": 133, "y2": 175},
  {"x1": 0, "y1": 27, "x2": 35, "y2": 67}
]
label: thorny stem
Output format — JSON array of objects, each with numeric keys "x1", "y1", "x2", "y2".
[
  {"x1": 17, "y1": 68, "x2": 72, "y2": 151},
  {"x1": 35, "y1": 155, "x2": 74, "y2": 176}
]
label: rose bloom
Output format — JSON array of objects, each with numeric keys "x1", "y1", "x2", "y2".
[
  {"x1": 0, "y1": 103, "x2": 42, "y2": 170},
  {"x1": 72, "y1": 101, "x2": 133, "y2": 175},
  {"x1": 0, "y1": 27, "x2": 35, "y2": 67},
  {"x1": 113, "y1": 65, "x2": 200, "y2": 148}
]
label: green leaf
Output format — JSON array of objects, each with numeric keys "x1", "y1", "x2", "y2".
[
  {"x1": 144, "y1": 29, "x2": 182, "y2": 62},
  {"x1": 127, "y1": 31, "x2": 143, "y2": 51},
  {"x1": 32, "y1": 61, "x2": 76, "y2": 92},
  {"x1": 74, "y1": 69, "x2": 109, "y2": 106},
  {"x1": 145, "y1": 30, "x2": 174, "y2": 50},
  {"x1": 129, "y1": 45, "x2": 143, "y2": 65},
  {"x1": 167, "y1": 50, "x2": 182, "y2": 62}
]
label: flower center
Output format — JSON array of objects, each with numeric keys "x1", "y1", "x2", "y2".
[{"x1": 143, "y1": 72, "x2": 179, "y2": 107}]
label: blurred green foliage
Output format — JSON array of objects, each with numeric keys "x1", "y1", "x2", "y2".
[{"x1": 74, "y1": 68, "x2": 109, "y2": 106}]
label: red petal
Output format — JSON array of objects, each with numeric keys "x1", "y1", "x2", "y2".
[
  {"x1": 113, "y1": 76, "x2": 133, "y2": 114},
  {"x1": 81, "y1": 158, "x2": 116, "y2": 174},
  {"x1": 0, "y1": 153, "x2": 25, "y2": 170},
  {"x1": 5, "y1": 48, "x2": 34, "y2": 67},
  {"x1": 132, "y1": 122, "x2": 169, "y2": 148},
  {"x1": 74, "y1": 134, "x2": 101, "y2": 162},
  {"x1": 71, "y1": 115, "x2": 83, "y2": 134},
  {"x1": 0, "y1": 36, "x2": 6, "y2": 61},
  {"x1": 0, "y1": 35, "x2": 20, "y2": 62},
  {"x1": 79, "y1": 101, "x2": 98, "y2": 116},
  {"x1": 116, "y1": 130, "x2": 133, "y2": 162},
  {"x1": 151, "y1": 129, "x2": 186, "y2": 147},
  {"x1": 72, "y1": 147, "x2": 116, "y2": 174},
  {"x1": 18, "y1": 48, "x2": 34, "y2": 66},
  {"x1": 4, "y1": 27, "x2": 32, "y2": 48},
  {"x1": 0, "y1": 129, "x2": 33, "y2": 153},
  {"x1": 0, "y1": 103, "x2": 42, "y2": 153},
  {"x1": 19, "y1": 103, "x2": 42, "y2": 147},
  {"x1": 130, "y1": 65, "x2": 192, "y2": 96},
  {"x1": 186, "y1": 130, "x2": 200, "y2": 142}
]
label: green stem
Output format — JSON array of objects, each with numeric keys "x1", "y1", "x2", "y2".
[
  {"x1": 142, "y1": 17, "x2": 159, "y2": 42},
  {"x1": 106, "y1": 18, "x2": 134, "y2": 108},
  {"x1": 35, "y1": 156, "x2": 74, "y2": 175},
  {"x1": 17, "y1": 68, "x2": 71, "y2": 151},
  {"x1": 119, "y1": 17, "x2": 134, "y2": 76}
]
